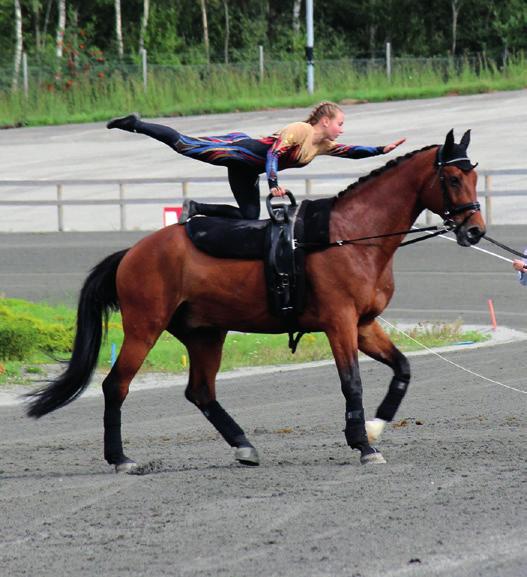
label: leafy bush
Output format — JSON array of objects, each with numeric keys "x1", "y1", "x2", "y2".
[
  {"x1": 0, "y1": 318, "x2": 36, "y2": 360},
  {"x1": 0, "y1": 304, "x2": 73, "y2": 361}
]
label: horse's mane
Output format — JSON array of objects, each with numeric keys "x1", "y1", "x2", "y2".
[{"x1": 337, "y1": 144, "x2": 438, "y2": 198}]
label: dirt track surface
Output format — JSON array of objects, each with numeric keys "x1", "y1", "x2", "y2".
[{"x1": 1, "y1": 339, "x2": 526, "y2": 577}]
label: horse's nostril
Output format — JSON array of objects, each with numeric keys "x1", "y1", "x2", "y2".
[{"x1": 467, "y1": 226, "x2": 483, "y2": 243}]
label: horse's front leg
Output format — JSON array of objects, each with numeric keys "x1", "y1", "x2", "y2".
[
  {"x1": 326, "y1": 321, "x2": 386, "y2": 465},
  {"x1": 358, "y1": 319, "x2": 411, "y2": 443}
]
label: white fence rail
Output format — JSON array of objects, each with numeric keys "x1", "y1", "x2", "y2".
[{"x1": 0, "y1": 169, "x2": 525, "y2": 231}]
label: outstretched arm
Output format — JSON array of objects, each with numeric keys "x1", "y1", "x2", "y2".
[{"x1": 328, "y1": 137, "x2": 406, "y2": 158}]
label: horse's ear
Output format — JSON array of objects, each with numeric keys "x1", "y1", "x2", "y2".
[
  {"x1": 444, "y1": 129, "x2": 455, "y2": 155},
  {"x1": 460, "y1": 129, "x2": 471, "y2": 150}
]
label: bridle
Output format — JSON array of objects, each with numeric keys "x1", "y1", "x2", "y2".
[{"x1": 435, "y1": 145, "x2": 480, "y2": 232}]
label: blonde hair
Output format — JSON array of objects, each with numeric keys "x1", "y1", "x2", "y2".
[{"x1": 304, "y1": 101, "x2": 343, "y2": 125}]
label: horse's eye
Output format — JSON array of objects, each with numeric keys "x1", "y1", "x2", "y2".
[{"x1": 449, "y1": 176, "x2": 460, "y2": 187}]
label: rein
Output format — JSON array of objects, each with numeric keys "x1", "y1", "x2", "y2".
[
  {"x1": 483, "y1": 234, "x2": 527, "y2": 259},
  {"x1": 297, "y1": 224, "x2": 452, "y2": 250}
]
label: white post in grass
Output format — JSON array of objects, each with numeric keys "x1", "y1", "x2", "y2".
[
  {"x1": 306, "y1": 0, "x2": 314, "y2": 94},
  {"x1": 386, "y1": 42, "x2": 392, "y2": 81},
  {"x1": 141, "y1": 48, "x2": 148, "y2": 92},
  {"x1": 259, "y1": 45, "x2": 264, "y2": 83},
  {"x1": 22, "y1": 52, "x2": 29, "y2": 97}
]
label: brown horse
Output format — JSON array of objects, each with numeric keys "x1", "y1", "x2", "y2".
[{"x1": 27, "y1": 129, "x2": 486, "y2": 472}]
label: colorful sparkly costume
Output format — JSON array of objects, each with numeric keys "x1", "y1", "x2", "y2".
[{"x1": 128, "y1": 119, "x2": 386, "y2": 219}]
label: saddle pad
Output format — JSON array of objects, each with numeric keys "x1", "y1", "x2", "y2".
[{"x1": 185, "y1": 216, "x2": 268, "y2": 259}]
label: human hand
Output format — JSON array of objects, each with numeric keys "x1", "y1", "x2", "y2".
[
  {"x1": 271, "y1": 186, "x2": 287, "y2": 197},
  {"x1": 512, "y1": 259, "x2": 527, "y2": 272},
  {"x1": 383, "y1": 138, "x2": 406, "y2": 153}
]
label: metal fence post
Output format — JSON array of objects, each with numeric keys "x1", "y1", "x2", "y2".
[
  {"x1": 182, "y1": 181, "x2": 189, "y2": 198},
  {"x1": 119, "y1": 183, "x2": 126, "y2": 231},
  {"x1": 485, "y1": 174, "x2": 492, "y2": 225},
  {"x1": 305, "y1": 178, "x2": 312, "y2": 196},
  {"x1": 57, "y1": 184, "x2": 64, "y2": 232},
  {"x1": 386, "y1": 42, "x2": 392, "y2": 81},
  {"x1": 141, "y1": 48, "x2": 148, "y2": 92},
  {"x1": 22, "y1": 52, "x2": 28, "y2": 98},
  {"x1": 259, "y1": 45, "x2": 264, "y2": 83},
  {"x1": 306, "y1": 0, "x2": 314, "y2": 94}
]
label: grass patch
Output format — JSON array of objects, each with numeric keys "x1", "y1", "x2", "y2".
[
  {"x1": 0, "y1": 298, "x2": 489, "y2": 385},
  {"x1": 1, "y1": 55, "x2": 526, "y2": 127}
]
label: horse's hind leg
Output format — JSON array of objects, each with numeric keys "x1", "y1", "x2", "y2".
[
  {"x1": 102, "y1": 333, "x2": 160, "y2": 472},
  {"x1": 177, "y1": 327, "x2": 259, "y2": 466},
  {"x1": 358, "y1": 319, "x2": 411, "y2": 443}
]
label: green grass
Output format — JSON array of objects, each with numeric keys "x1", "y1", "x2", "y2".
[
  {"x1": 1, "y1": 55, "x2": 526, "y2": 127},
  {"x1": 0, "y1": 297, "x2": 489, "y2": 385}
]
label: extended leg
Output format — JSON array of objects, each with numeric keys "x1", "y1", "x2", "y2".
[
  {"x1": 178, "y1": 327, "x2": 259, "y2": 465},
  {"x1": 358, "y1": 320, "x2": 411, "y2": 442},
  {"x1": 326, "y1": 318, "x2": 385, "y2": 464}
]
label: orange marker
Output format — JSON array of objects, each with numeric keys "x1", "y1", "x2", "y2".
[{"x1": 487, "y1": 298, "x2": 497, "y2": 331}]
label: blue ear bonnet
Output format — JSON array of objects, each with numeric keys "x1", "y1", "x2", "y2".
[{"x1": 436, "y1": 129, "x2": 478, "y2": 172}]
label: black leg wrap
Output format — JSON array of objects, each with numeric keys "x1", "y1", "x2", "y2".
[
  {"x1": 344, "y1": 409, "x2": 369, "y2": 449},
  {"x1": 104, "y1": 408, "x2": 124, "y2": 464},
  {"x1": 376, "y1": 378, "x2": 409, "y2": 422},
  {"x1": 201, "y1": 401, "x2": 248, "y2": 447}
]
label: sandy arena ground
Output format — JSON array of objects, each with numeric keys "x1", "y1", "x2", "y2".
[{"x1": 0, "y1": 336, "x2": 526, "y2": 577}]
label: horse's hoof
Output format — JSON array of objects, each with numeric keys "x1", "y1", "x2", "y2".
[
  {"x1": 365, "y1": 418, "x2": 387, "y2": 443},
  {"x1": 235, "y1": 446, "x2": 260, "y2": 466},
  {"x1": 115, "y1": 459, "x2": 138, "y2": 474},
  {"x1": 360, "y1": 450, "x2": 386, "y2": 465}
]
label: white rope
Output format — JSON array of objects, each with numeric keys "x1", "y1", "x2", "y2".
[
  {"x1": 435, "y1": 229, "x2": 516, "y2": 263},
  {"x1": 413, "y1": 225, "x2": 517, "y2": 263},
  {"x1": 388, "y1": 225, "x2": 527, "y2": 393},
  {"x1": 378, "y1": 316, "x2": 527, "y2": 395}
]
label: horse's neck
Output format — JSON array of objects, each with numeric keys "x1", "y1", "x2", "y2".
[{"x1": 331, "y1": 153, "x2": 431, "y2": 255}]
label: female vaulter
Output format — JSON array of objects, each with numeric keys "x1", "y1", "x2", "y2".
[{"x1": 107, "y1": 101, "x2": 406, "y2": 221}]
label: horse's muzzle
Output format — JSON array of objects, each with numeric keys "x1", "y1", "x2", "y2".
[{"x1": 456, "y1": 223, "x2": 485, "y2": 246}]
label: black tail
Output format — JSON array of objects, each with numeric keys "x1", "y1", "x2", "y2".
[{"x1": 26, "y1": 249, "x2": 129, "y2": 418}]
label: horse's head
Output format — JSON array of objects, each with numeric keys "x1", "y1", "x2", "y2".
[{"x1": 423, "y1": 129, "x2": 486, "y2": 246}]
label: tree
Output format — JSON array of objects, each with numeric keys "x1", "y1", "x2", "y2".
[
  {"x1": 12, "y1": 0, "x2": 22, "y2": 91},
  {"x1": 29, "y1": 0, "x2": 42, "y2": 54},
  {"x1": 223, "y1": 0, "x2": 229, "y2": 63},
  {"x1": 491, "y1": 0, "x2": 527, "y2": 64},
  {"x1": 292, "y1": 0, "x2": 301, "y2": 34},
  {"x1": 56, "y1": 0, "x2": 66, "y2": 59},
  {"x1": 114, "y1": 0, "x2": 123, "y2": 57},
  {"x1": 451, "y1": 0, "x2": 462, "y2": 54},
  {"x1": 139, "y1": 0, "x2": 149, "y2": 52},
  {"x1": 200, "y1": 0, "x2": 209, "y2": 63}
]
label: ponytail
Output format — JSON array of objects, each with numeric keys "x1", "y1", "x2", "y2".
[{"x1": 304, "y1": 101, "x2": 343, "y2": 125}]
